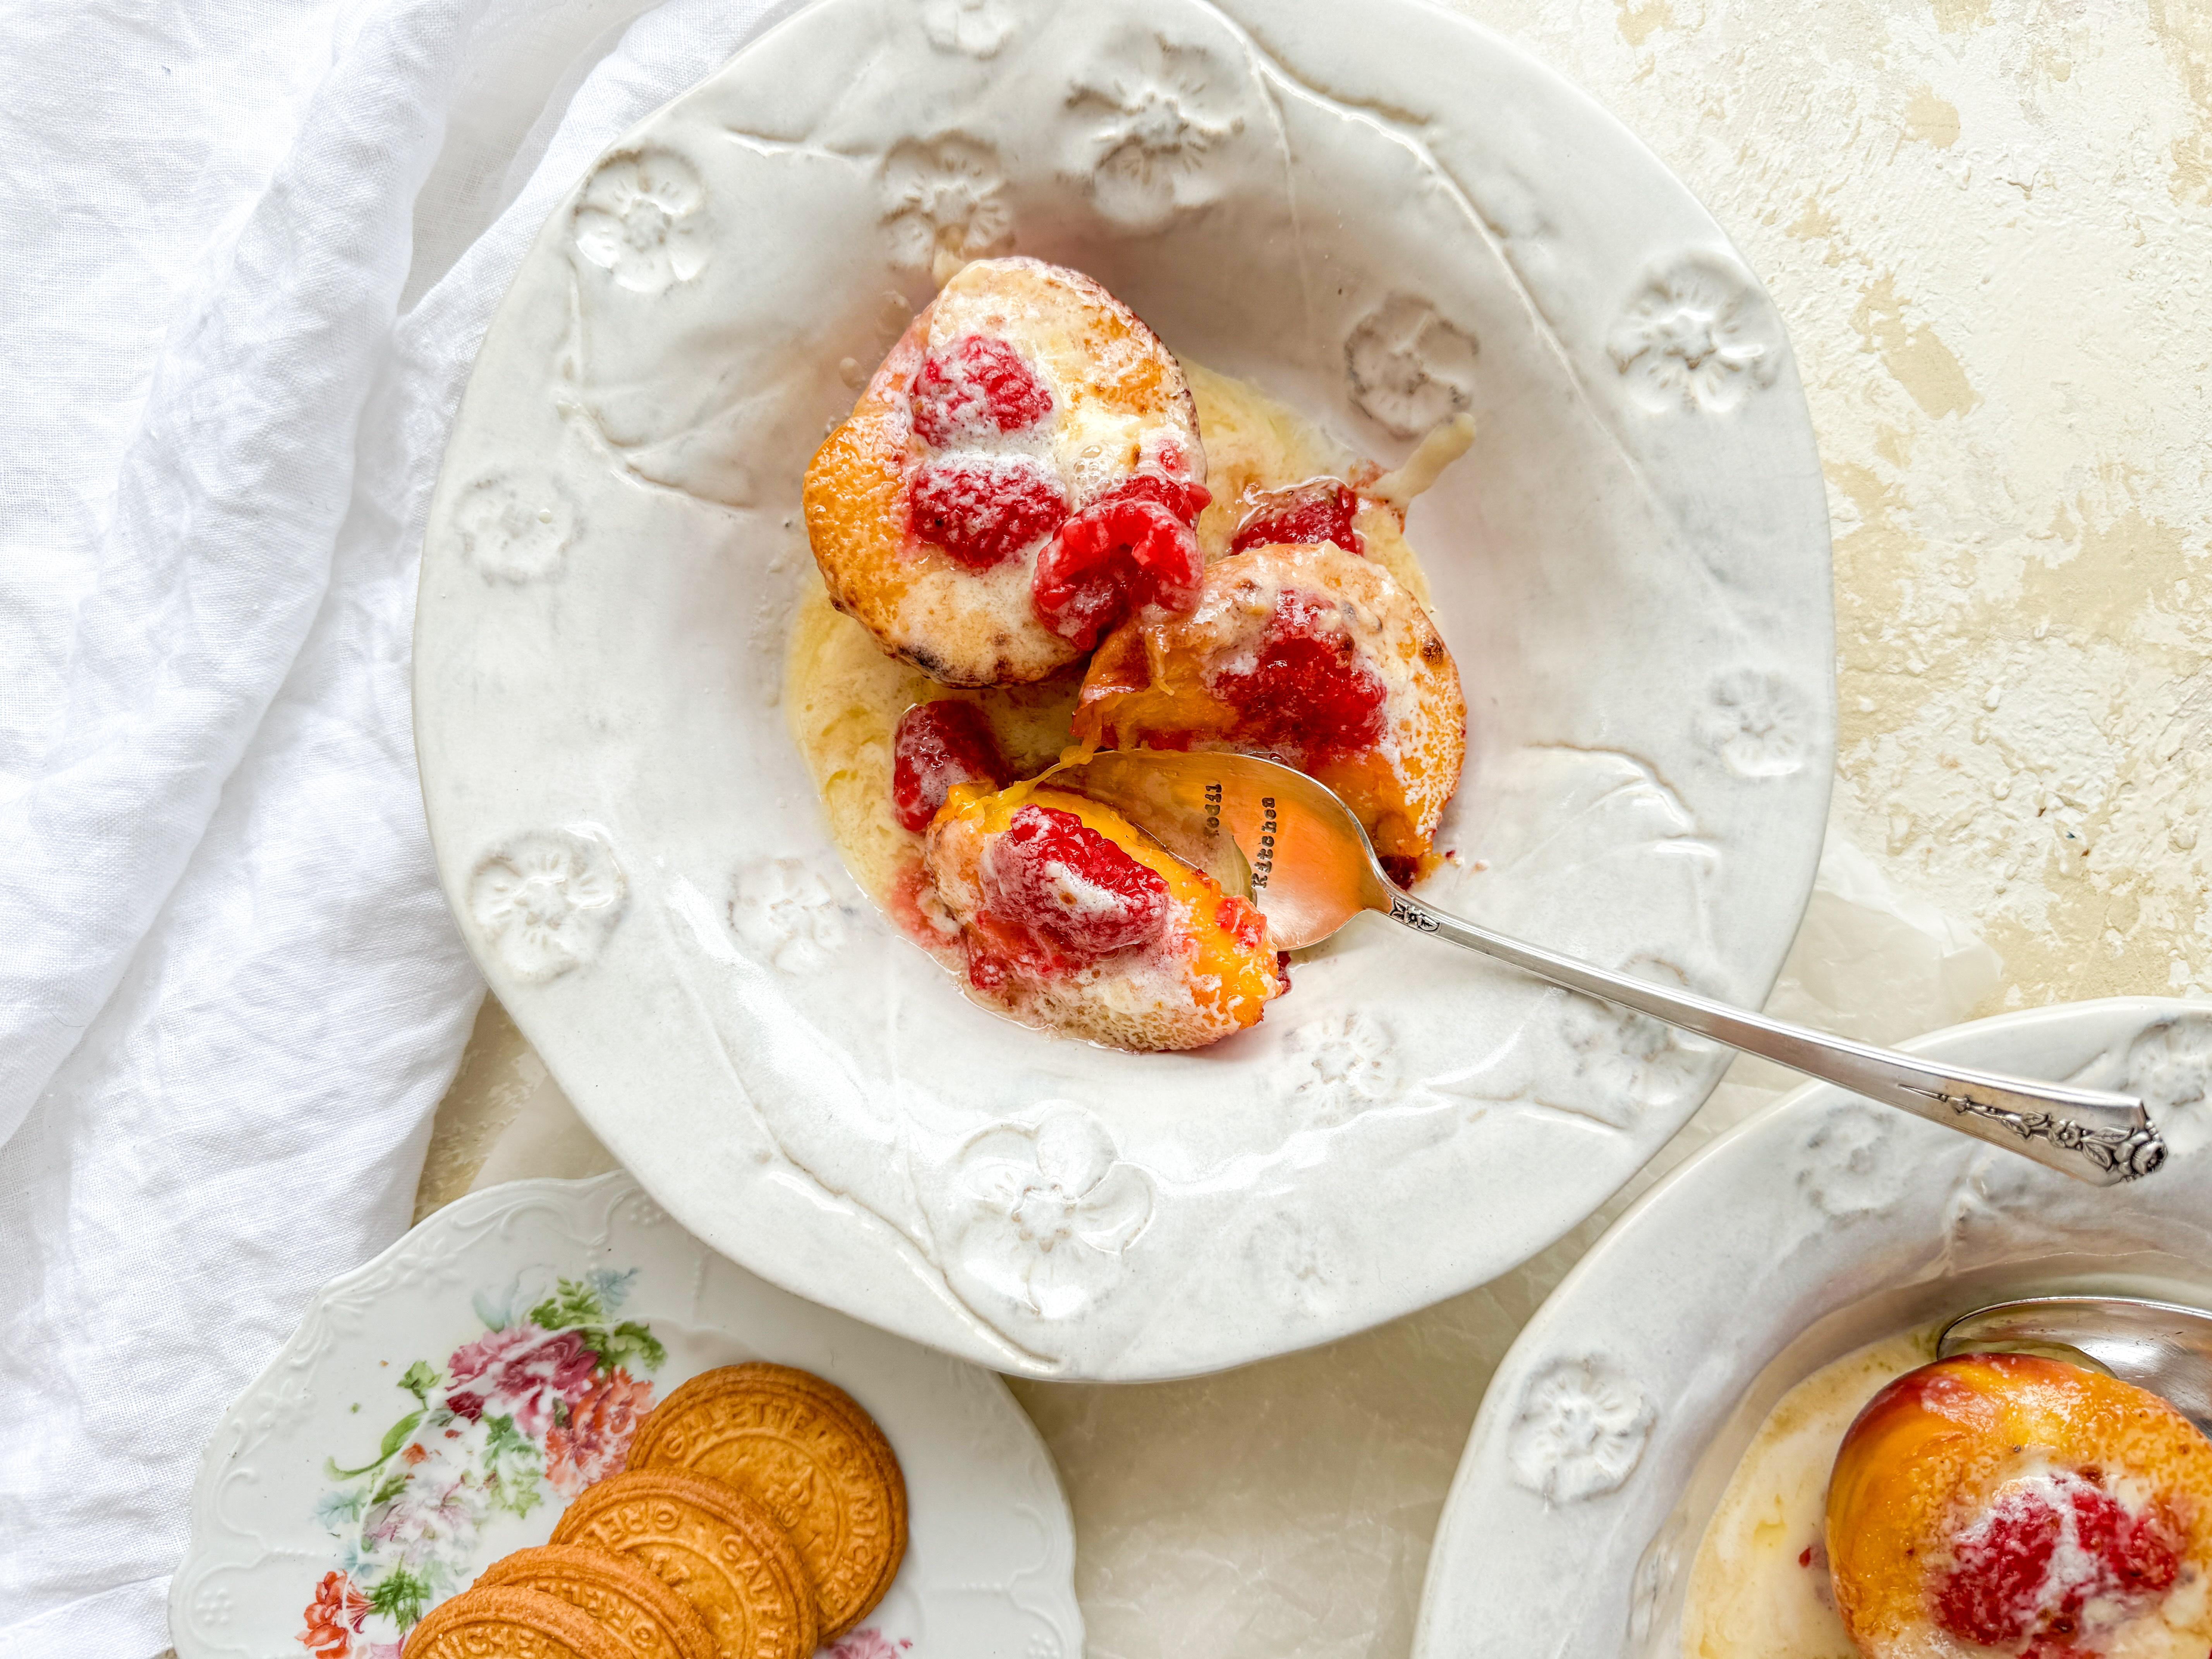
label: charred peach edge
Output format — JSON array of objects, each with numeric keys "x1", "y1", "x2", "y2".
[
  {"x1": 984, "y1": 260, "x2": 1176, "y2": 424},
  {"x1": 1826, "y1": 1353, "x2": 2212, "y2": 1648},
  {"x1": 936, "y1": 779, "x2": 1279, "y2": 1026},
  {"x1": 803, "y1": 311, "x2": 929, "y2": 632}
]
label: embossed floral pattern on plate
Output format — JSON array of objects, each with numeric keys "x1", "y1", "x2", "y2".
[
  {"x1": 2114, "y1": 1014, "x2": 2212, "y2": 1157},
  {"x1": 1345, "y1": 294, "x2": 1480, "y2": 437},
  {"x1": 881, "y1": 134, "x2": 1014, "y2": 273},
  {"x1": 1796, "y1": 1102, "x2": 1904, "y2": 1220},
  {"x1": 468, "y1": 828, "x2": 626, "y2": 984},
  {"x1": 1698, "y1": 667, "x2": 1815, "y2": 778},
  {"x1": 452, "y1": 474, "x2": 577, "y2": 584},
  {"x1": 573, "y1": 149, "x2": 709, "y2": 295},
  {"x1": 920, "y1": 0, "x2": 1016, "y2": 58},
  {"x1": 730, "y1": 858, "x2": 849, "y2": 974},
  {"x1": 1607, "y1": 251, "x2": 1780, "y2": 414},
  {"x1": 949, "y1": 1106, "x2": 1153, "y2": 1320},
  {"x1": 1439, "y1": 956, "x2": 1718, "y2": 1133},
  {"x1": 1548, "y1": 974, "x2": 1710, "y2": 1126},
  {"x1": 1066, "y1": 38, "x2": 1243, "y2": 232},
  {"x1": 1506, "y1": 1354, "x2": 1654, "y2": 1502},
  {"x1": 1286, "y1": 1012, "x2": 1399, "y2": 1125}
]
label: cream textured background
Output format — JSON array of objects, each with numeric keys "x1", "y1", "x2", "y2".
[{"x1": 412, "y1": 2, "x2": 2212, "y2": 1655}]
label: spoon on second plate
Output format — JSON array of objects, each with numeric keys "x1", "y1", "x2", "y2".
[
  {"x1": 1051, "y1": 748, "x2": 2164, "y2": 1188},
  {"x1": 1941, "y1": 1296, "x2": 2212, "y2": 1434}
]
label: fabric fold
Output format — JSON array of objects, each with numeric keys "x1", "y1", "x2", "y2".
[
  {"x1": 0, "y1": 0, "x2": 486, "y2": 1146},
  {"x1": 0, "y1": 2, "x2": 796, "y2": 1654}
]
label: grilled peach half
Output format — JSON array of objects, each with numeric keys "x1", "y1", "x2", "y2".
[
  {"x1": 1827, "y1": 1352, "x2": 2212, "y2": 1659},
  {"x1": 1072, "y1": 542, "x2": 1465, "y2": 883},
  {"x1": 919, "y1": 781, "x2": 1284, "y2": 1051},
  {"x1": 804, "y1": 256, "x2": 1210, "y2": 687}
]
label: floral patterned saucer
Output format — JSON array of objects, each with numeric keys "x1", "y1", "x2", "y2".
[{"x1": 168, "y1": 1172, "x2": 1080, "y2": 1659}]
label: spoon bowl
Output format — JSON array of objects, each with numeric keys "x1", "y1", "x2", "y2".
[
  {"x1": 1053, "y1": 748, "x2": 2163, "y2": 1186},
  {"x1": 1941, "y1": 1295, "x2": 2212, "y2": 1435}
]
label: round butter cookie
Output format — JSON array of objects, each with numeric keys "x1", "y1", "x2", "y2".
[
  {"x1": 625, "y1": 1364, "x2": 907, "y2": 1640},
  {"x1": 402, "y1": 1585, "x2": 632, "y2": 1659},
  {"x1": 805, "y1": 255, "x2": 1209, "y2": 687},
  {"x1": 548, "y1": 1470, "x2": 817, "y2": 1659},
  {"x1": 475, "y1": 1545, "x2": 717, "y2": 1659}
]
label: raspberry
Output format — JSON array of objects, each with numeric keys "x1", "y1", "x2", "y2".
[
  {"x1": 886, "y1": 859, "x2": 947, "y2": 945},
  {"x1": 1113, "y1": 469, "x2": 1213, "y2": 527},
  {"x1": 1936, "y1": 1488, "x2": 2064, "y2": 1647},
  {"x1": 1032, "y1": 487, "x2": 1203, "y2": 647},
  {"x1": 910, "y1": 333, "x2": 1053, "y2": 448},
  {"x1": 1208, "y1": 588, "x2": 1388, "y2": 760},
  {"x1": 1934, "y1": 1472, "x2": 2181, "y2": 1649},
  {"x1": 909, "y1": 460, "x2": 1068, "y2": 571},
  {"x1": 982, "y1": 804, "x2": 1169, "y2": 957},
  {"x1": 961, "y1": 907, "x2": 1082, "y2": 991},
  {"x1": 967, "y1": 942, "x2": 1007, "y2": 991},
  {"x1": 892, "y1": 701, "x2": 1007, "y2": 832},
  {"x1": 2080, "y1": 1486, "x2": 2179, "y2": 1597},
  {"x1": 1231, "y1": 479, "x2": 1363, "y2": 555},
  {"x1": 1216, "y1": 894, "x2": 1269, "y2": 953}
]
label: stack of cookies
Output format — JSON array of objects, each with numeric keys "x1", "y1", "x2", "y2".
[{"x1": 403, "y1": 1362, "x2": 908, "y2": 1659}]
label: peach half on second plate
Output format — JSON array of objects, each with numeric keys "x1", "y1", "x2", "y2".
[
  {"x1": 1826, "y1": 1352, "x2": 2212, "y2": 1659},
  {"x1": 1072, "y1": 541, "x2": 1466, "y2": 883},
  {"x1": 918, "y1": 781, "x2": 1285, "y2": 1052}
]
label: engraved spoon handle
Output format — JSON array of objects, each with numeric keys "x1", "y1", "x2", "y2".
[{"x1": 1378, "y1": 886, "x2": 2163, "y2": 1186}]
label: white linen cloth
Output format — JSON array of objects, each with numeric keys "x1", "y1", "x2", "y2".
[{"x1": 0, "y1": 1, "x2": 787, "y2": 1651}]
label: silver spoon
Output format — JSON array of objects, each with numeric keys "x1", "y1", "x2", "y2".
[
  {"x1": 1941, "y1": 1296, "x2": 2212, "y2": 1434},
  {"x1": 1051, "y1": 749, "x2": 2163, "y2": 1187}
]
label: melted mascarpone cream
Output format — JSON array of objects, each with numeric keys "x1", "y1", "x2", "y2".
[{"x1": 1681, "y1": 1331, "x2": 1933, "y2": 1659}]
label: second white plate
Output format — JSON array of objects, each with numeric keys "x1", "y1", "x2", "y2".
[{"x1": 1413, "y1": 996, "x2": 2212, "y2": 1659}]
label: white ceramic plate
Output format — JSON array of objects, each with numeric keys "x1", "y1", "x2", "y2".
[
  {"x1": 412, "y1": 0, "x2": 1835, "y2": 1379},
  {"x1": 1411, "y1": 996, "x2": 2212, "y2": 1659},
  {"x1": 168, "y1": 1172, "x2": 1079, "y2": 1659}
]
